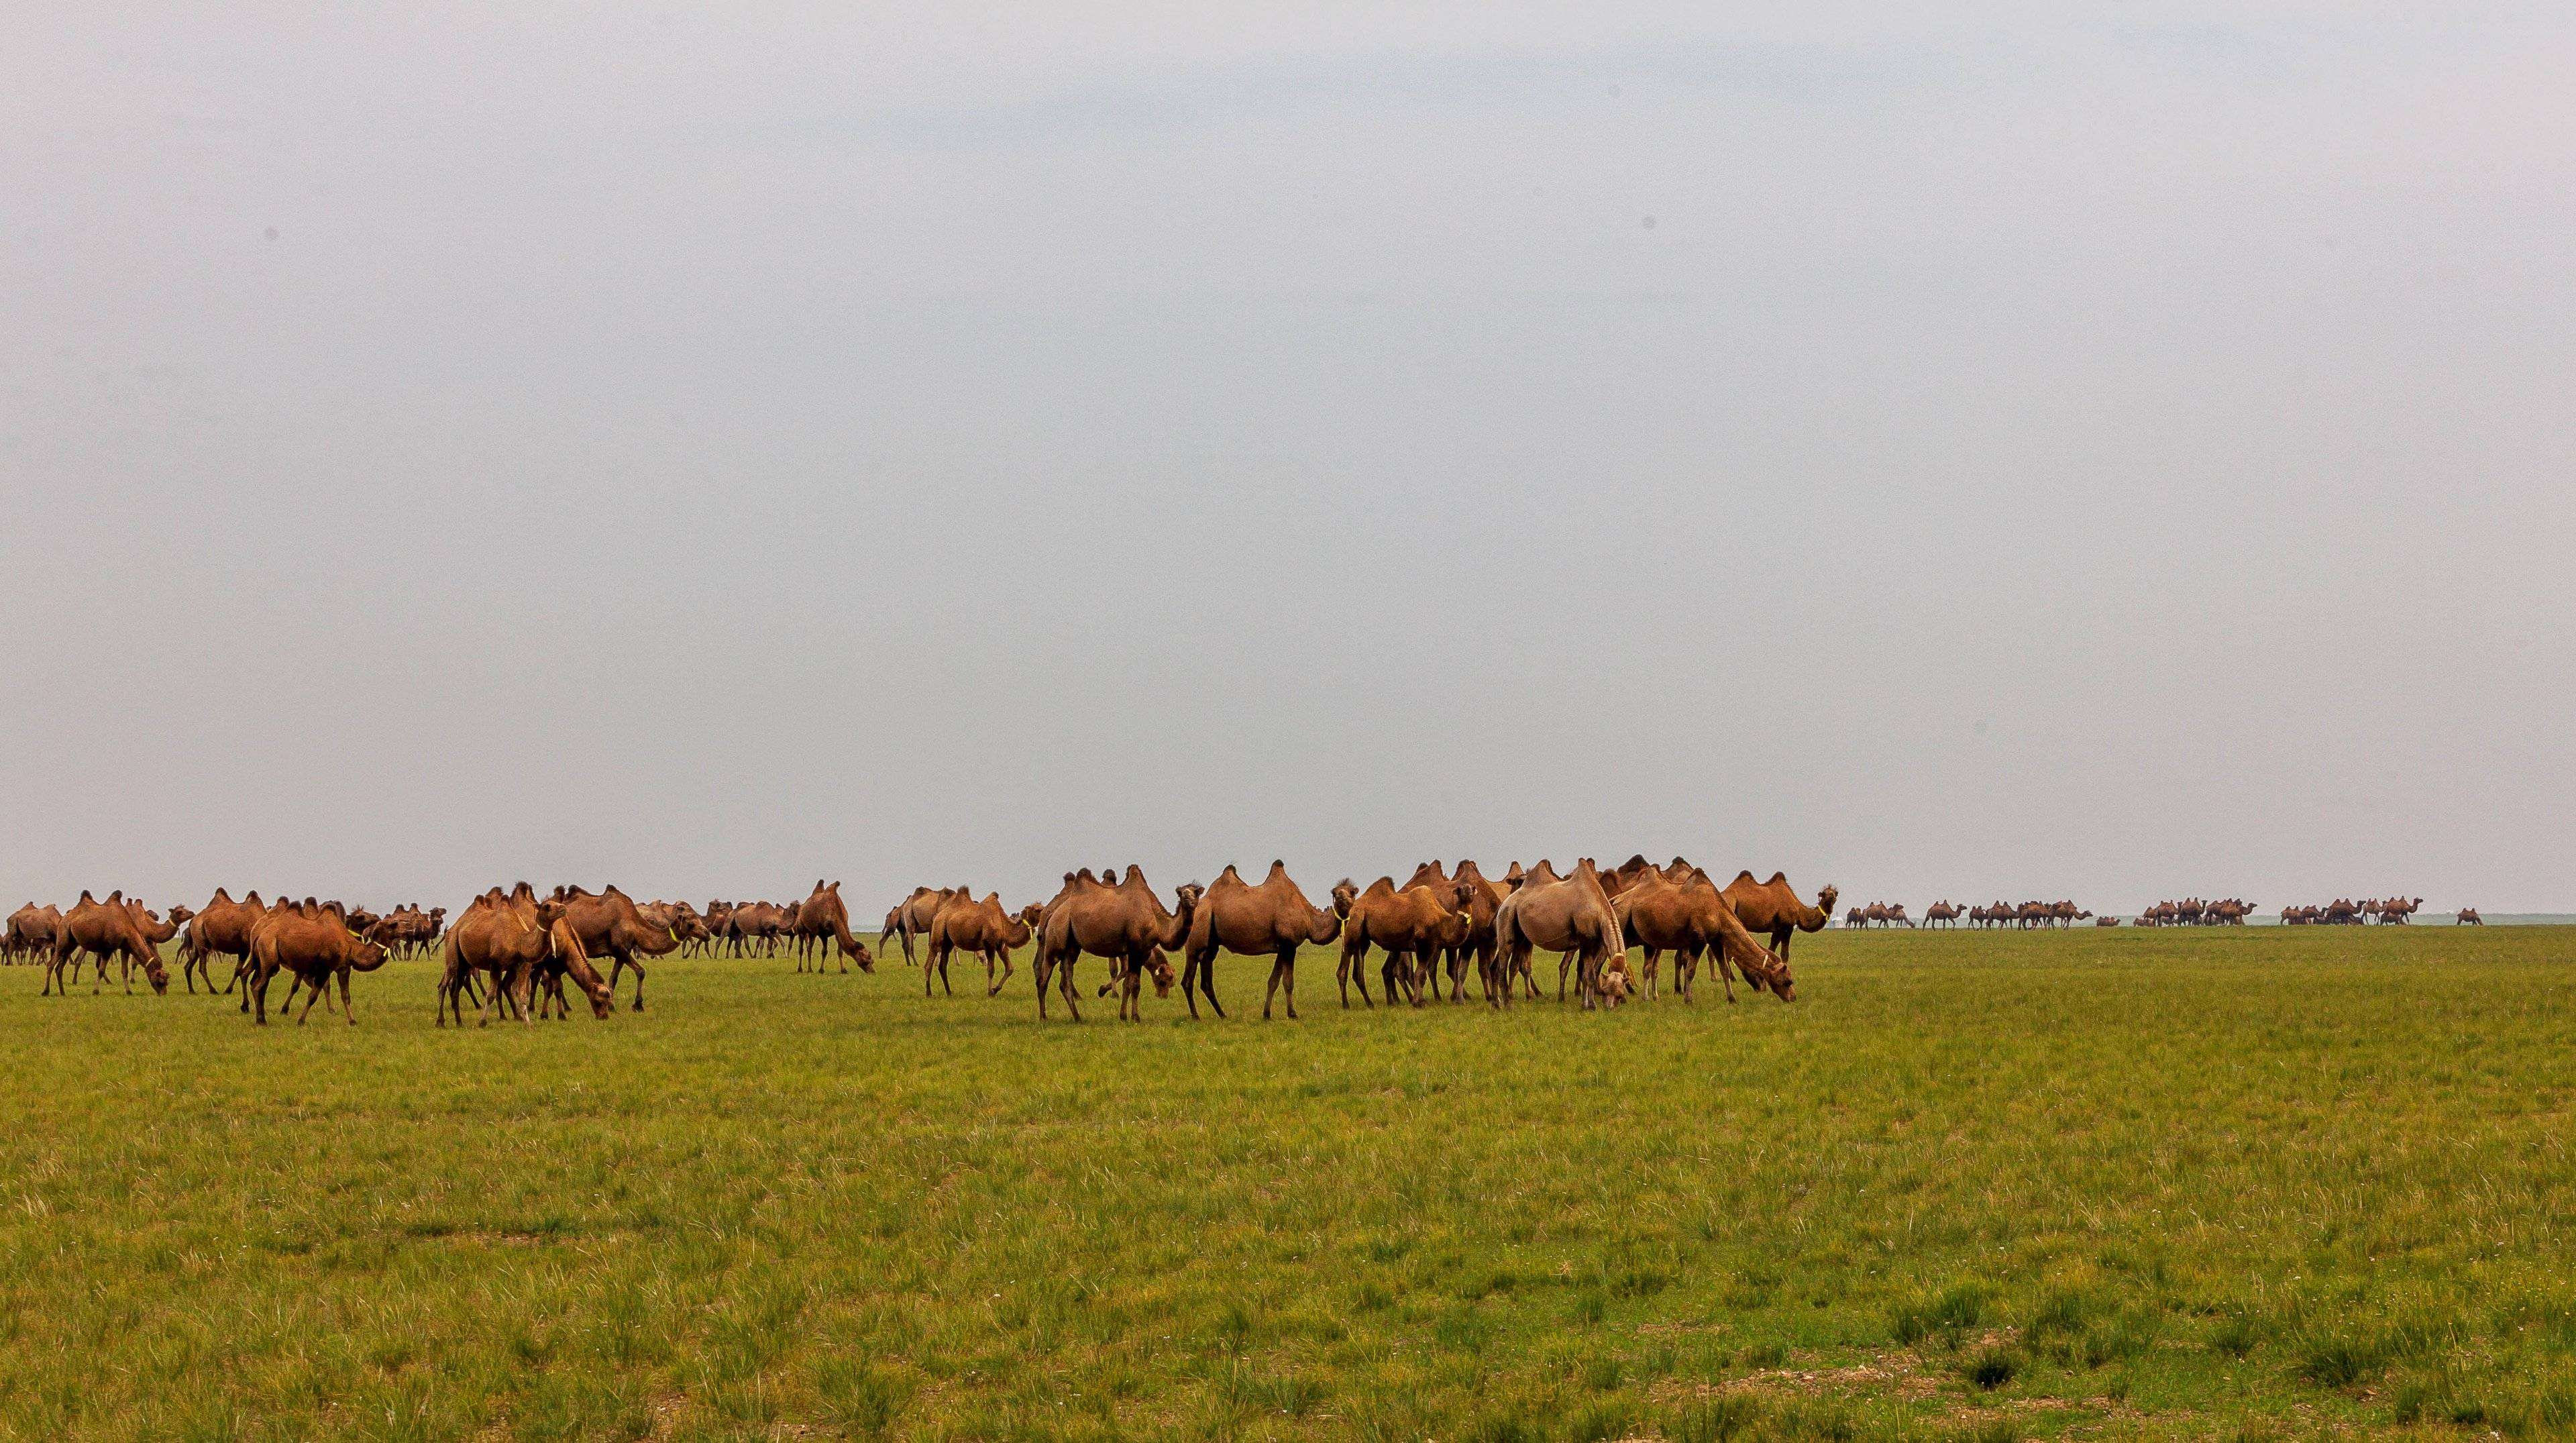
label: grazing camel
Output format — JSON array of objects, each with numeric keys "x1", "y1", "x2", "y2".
[
  {"x1": 879, "y1": 886, "x2": 963, "y2": 967},
  {"x1": 1334, "y1": 876, "x2": 1472, "y2": 1008},
  {"x1": 789, "y1": 879, "x2": 877, "y2": 973},
  {"x1": 46, "y1": 892, "x2": 170, "y2": 996},
  {"x1": 1611, "y1": 867, "x2": 1794, "y2": 1003},
  {"x1": 1030, "y1": 867, "x2": 1201, "y2": 1022},
  {"x1": 1723, "y1": 873, "x2": 1837, "y2": 963},
  {"x1": 439, "y1": 886, "x2": 612, "y2": 1026},
  {"x1": 552, "y1": 886, "x2": 679, "y2": 1009},
  {"x1": 1493, "y1": 859, "x2": 1627, "y2": 1010},
  {"x1": 1178, "y1": 861, "x2": 1343, "y2": 1020},
  {"x1": 245, "y1": 902, "x2": 390, "y2": 1024},
  {"x1": 181, "y1": 889, "x2": 266, "y2": 994},
  {"x1": 2457, "y1": 908, "x2": 2483, "y2": 926},
  {"x1": 925, "y1": 892, "x2": 1039, "y2": 997}
]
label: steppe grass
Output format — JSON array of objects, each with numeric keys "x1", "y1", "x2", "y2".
[{"x1": 2, "y1": 924, "x2": 2573, "y2": 1440}]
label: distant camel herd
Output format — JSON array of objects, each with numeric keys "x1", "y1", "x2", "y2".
[
  {"x1": 1834, "y1": 896, "x2": 2461, "y2": 928},
  {"x1": 1, "y1": 859, "x2": 1834, "y2": 1025}
]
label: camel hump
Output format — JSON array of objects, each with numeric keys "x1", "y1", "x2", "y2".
[
  {"x1": 79, "y1": 890, "x2": 95, "y2": 902},
  {"x1": 107, "y1": 890, "x2": 122, "y2": 902},
  {"x1": 1269, "y1": 859, "x2": 1287, "y2": 873},
  {"x1": 1765, "y1": 872, "x2": 1788, "y2": 885}
]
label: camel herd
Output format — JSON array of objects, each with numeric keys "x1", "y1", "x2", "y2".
[
  {"x1": 6, "y1": 865, "x2": 2484, "y2": 1025},
  {"x1": 1825, "y1": 896, "x2": 2461, "y2": 928},
  {"x1": 2, "y1": 859, "x2": 1831, "y2": 1024}
]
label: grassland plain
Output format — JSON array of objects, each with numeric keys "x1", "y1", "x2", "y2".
[{"x1": 4, "y1": 926, "x2": 2575, "y2": 1443}]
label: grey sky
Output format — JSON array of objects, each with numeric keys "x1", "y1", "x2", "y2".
[{"x1": 6, "y1": 5, "x2": 2571, "y2": 914}]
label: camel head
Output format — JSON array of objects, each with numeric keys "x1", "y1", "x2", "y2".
[
  {"x1": 144, "y1": 953, "x2": 170, "y2": 994},
  {"x1": 1815, "y1": 884, "x2": 1839, "y2": 915},
  {"x1": 1146, "y1": 949, "x2": 1175, "y2": 997}
]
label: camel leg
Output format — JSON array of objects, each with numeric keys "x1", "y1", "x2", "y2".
[
  {"x1": 252, "y1": 967, "x2": 274, "y2": 1024},
  {"x1": 626, "y1": 957, "x2": 645, "y2": 1010},
  {"x1": 1447, "y1": 947, "x2": 1468, "y2": 1003},
  {"x1": 1264, "y1": 947, "x2": 1297, "y2": 1020},
  {"x1": 339, "y1": 967, "x2": 355, "y2": 1024},
  {"x1": 1198, "y1": 950, "x2": 1226, "y2": 1019},
  {"x1": 296, "y1": 972, "x2": 323, "y2": 1025},
  {"x1": 987, "y1": 948, "x2": 1014, "y2": 997},
  {"x1": 1340, "y1": 941, "x2": 1371, "y2": 1008}
]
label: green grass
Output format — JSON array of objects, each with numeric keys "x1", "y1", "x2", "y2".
[{"x1": 3, "y1": 924, "x2": 2575, "y2": 1440}]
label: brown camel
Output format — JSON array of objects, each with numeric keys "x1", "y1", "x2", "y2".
[
  {"x1": 246, "y1": 902, "x2": 390, "y2": 1024},
  {"x1": 1399, "y1": 860, "x2": 1511, "y2": 1003},
  {"x1": 2457, "y1": 908, "x2": 2483, "y2": 926},
  {"x1": 46, "y1": 892, "x2": 170, "y2": 996},
  {"x1": 1493, "y1": 859, "x2": 1627, "y2": 1010},
  {"x1": 1611, "y1": 867, "x2": 1793, "y2": 1003},
  {"x1": 439, "y1": 886, "x2": 612, "y2": 1026},
  {"x1": 790, "y1": 879, "x2": 877, "y2": 973},
  {"x1": 5, "y1": 903, "x2": 60, "y2": 966},
  {"x1": 183, "y1": 888, "x2": 267, "y2": 994},
  {"x1": 1722, "y1": 873, "x2": 1837, "y2": 963},
  {"x1": 1921, "y1": 900, "x2": 1964, "y2": 928},
  {"x1": 926, "y1": 892, "x2": 1039, "y2": 997},
  {"x1": 1029, "y1": 867, "x2": 1201, "y2": 1022},
  {"x1": 879, "y1": 886, "x2": 963, "y2": 967},
  {"x1": 550, "y1": 885, "x2": 679, "y2": 1008},
  {"x1": 1334, "y1": 876, "x2": 1472, "y2": 1009},
  {"x1": 1179, "y1": 861, "x2": 1344, "y2": 1020}
]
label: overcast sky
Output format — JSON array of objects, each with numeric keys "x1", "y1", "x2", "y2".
[{"x1": 5, "y1": 4, "x2": 2571, "y2": 914}]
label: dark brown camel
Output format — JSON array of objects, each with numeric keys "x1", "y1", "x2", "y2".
[{"x1": 1179, "y1": 861, "x2": 1344, "y2": 1020}]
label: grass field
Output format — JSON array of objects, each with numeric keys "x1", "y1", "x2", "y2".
[{"x1": 5, "y1": 924, "x2": 2575, "y2": 1442}]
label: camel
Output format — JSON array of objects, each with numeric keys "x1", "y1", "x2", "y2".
[
  {"x1": 720, "y1": 899, "x2": 794, "y2": 957},
  {"x1": 1334, "y1": 876, "x2": 1472, "y2": 1008},
  {"x1": 2377, "y1": 896, "x2": 2424, "y2": 925},
  {"x1": 925, "y1": 892, "x2": 1039, "y2": 997},
  {"x1": 1178, "y1": 861, "x2": 1343, "y2": 1020},
  {"x1": 181, "y1": 889, "x2": 268, "y2": 994},
  {"x1": 552, "y1": 885, "x2": 678, "y2": 1009},
  {"x1": 2456, "y1": 908, "x2": 2483, "y2": 926},
  {"x1": 1921, "y1": 900, "x2": 1965, "y2": 928},
  {"x1": 789, "y1": 880, "x2": 877, "y2": 973},
  {"x1": 243, "y1": 901, "x2": 390, "y2": 1024},
  {"x1": 46, "y1": 892, "x2": 170, "y2": 996},
  {"x1": 1030, "y1": 867, "x2": 1201, "y2": 1021},
  {"x1": 1493, "y1": 859, "x2": 1627, "y2": 1010},
  {"x1": 1611, "y1": 867, "x2": 1793, "y2": 1002},
  {"x1": 879, "y1": 886, "x2": 963, "y2": 967},
  {"x1": 4, "y1": 903, "x2": 60, "y2": 965},
  {"x1": 1722, "y1": 873, "x2": 1837, "y2": 963},
  {"x1": 2050, "y1": 901, "x2": 2095, "y2": 928},
  {"x1": 1845, "y1": 906, "x2": 1868, "y2": 928},
  {"x1": 438, "y1": 886, "x2": 612, "y2": 1026},
  {"x1": 2094, "y1": 914, "x2": 2121, "y2": 926},
  {"x1": 1399, "y1": 860, "x2": 1514, "y2": 1002}
]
